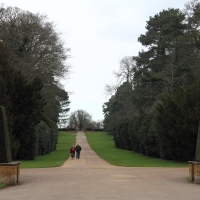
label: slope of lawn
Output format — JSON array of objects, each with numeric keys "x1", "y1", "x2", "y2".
[
  {"x1": 20, "y1": 131, "x2": 76, "y2": 168},
  {"x1": 85, "y1": 132, "x2": 188, "y2": 167}
]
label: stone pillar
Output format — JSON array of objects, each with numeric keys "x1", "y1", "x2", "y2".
[
  {"x1": 0, "y1": 162, "x2": 21, "y2": 186},
  {"x1": 188, "y1": 161, "x2": 194, "y2": 182},
  {"x1": 194, "y1": 162, "x2": 200, "y2": 184}
]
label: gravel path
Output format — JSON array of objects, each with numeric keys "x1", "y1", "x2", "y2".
[{"x1": 0, "y1": 131, "x2": 199, "y2": 200}]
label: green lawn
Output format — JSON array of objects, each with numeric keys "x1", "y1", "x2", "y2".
[
  {"x1": 20, "y1": 131, "x2": 76, "y2": 168},
  {"x1": 19, "y1": 131, "x2": 188, "y2": 168},
  {"x1": 0, "y1": 183, "x2": 6, "y2": 189},
  {"x1": 85, "y1": 132, "x2": 188, "y2": 167}
]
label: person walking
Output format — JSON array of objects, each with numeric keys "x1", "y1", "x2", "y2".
[
  {"x1": 75, "y1": 144, "x2": 81, "y2": 159},
  {"x1": 70, "y1": 145, "x2": 76, "y2": 159}
]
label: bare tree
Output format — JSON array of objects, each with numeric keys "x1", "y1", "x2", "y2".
[
  {"x1": 91, "y1": 120, "x2": 104, "y2": 129},
  {"x1": 0, "y1": 5, "x2": 70, "y2": 81},
  {"x1": 114, "y1": 56, "x2": 136, "y2": 85},
  {"x1": 68, "y1": 110, "x2": 92, "y2": 131},
  {"x1": 105, "y1": 56, "x2": 136, "y2": 96}
]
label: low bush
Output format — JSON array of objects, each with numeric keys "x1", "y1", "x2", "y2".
[{"x1": 20, "y1": 131, "x2": 76, "y2": 168}]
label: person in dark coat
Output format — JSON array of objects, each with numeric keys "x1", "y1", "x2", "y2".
[
  {"x1": 75, "y1": 144, "x2": 81, "y2": 159},
  {"x1": 70, "y1": 145, "x2": 75, "y2": 159}
]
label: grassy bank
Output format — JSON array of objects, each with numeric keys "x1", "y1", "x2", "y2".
[
  {"x1": 85, "y1": 132, "x2": 188, "y2": 167},
  {"x1": 20, "y1": 131, "x2": 76, "y2": 168}
]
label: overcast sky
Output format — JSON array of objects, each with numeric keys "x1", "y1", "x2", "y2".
[{"x1": 4, "y1": 0, "x2": 188, "y2": 121}]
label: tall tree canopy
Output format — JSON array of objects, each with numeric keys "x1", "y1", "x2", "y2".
[
  {"x1": 0, "y1": 42, "x2": 46, "y2": 159},
  {"x1": 135, "y1": 9, "x2": 188, "y2": 107},
  {"x1": 103, "y1": 1, "x2": 200, "y2": 162},
  {"x1": 0, "y1": 5, "x2": 71, "y2": 159},
  {"x1": 0, "y1": 5, "x2": 70, "y2": 124}
]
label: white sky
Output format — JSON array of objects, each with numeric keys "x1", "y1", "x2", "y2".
[{"x1": 3, "y1": 0, "x2": 187, "y2": 121}]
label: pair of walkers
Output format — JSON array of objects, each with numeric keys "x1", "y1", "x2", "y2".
[{"x1": 70, "y1": 144, "x2": 81, "y2": 159}]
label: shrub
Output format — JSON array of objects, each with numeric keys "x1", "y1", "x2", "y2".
[
  {"x1": 35, "y1": 119, "x2": 58, "y2": 156},
  {"x1": 155, "y1": 83, "x2": 200, "y2": 161}
]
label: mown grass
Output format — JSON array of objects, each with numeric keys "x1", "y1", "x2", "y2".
[
  {"x1": 85, "y1": 132, "x2": 188, "y2": 167},
  {"x1": 0, "y1": 183, "x2": 6, "y2": 189},
  {"x1": 20, "y1": 131, "x2": 76, "y2": 168}
]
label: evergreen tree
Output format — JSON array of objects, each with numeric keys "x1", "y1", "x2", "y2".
[
  {"x1": 103, "y1": 82, "x2": 134, "y2": 149},
  {"x1": 155, "y1": 81, "x2": 200, "y2": 161},
  {"x1": 0, "y1": 5, "x2": 71, "y2": 125},
  {"x1": 135, "y1": 8, "x2": 188, "y2": 111},
  {"x1": 0, "y1": 41, "x2": 46, "y2": 159},
  {"x1": 196, "y1": 123, "x2": 200, "y2": 162},
  {"x1": 12, "y1": 75, "x2": 46, "y2": 159}
]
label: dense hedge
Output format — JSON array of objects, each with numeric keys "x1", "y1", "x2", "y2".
[
  {"x1": 59, "y1": 128, "x2": 75, "y2": 131},
  {"x1": 107, "y1": 82, "x2": 200, "y2": 162},
  {"x1": 35, "y1": 120, "x2": 58, "y2": 156},
  {"x1": 103, "y1": 3, "x2": 200, "y2": 162},
  {"x1": 128, "y1": 114, "x2": 159, "y2": 157},
  {"x1": 58, "y1": 128, "x2": 104, "y2": 132}
]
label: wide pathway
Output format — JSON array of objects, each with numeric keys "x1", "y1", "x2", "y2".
[{"x1": 0, "y1": 132, "x2": 199, "y2": 200}]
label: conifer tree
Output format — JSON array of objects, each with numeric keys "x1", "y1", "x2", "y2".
[
  {"x1": 196, "y1": 123, "x2": 200, "y2": 162},
  {"x1": 0, "y1": 106, "x2": 12, "y2": 163}
]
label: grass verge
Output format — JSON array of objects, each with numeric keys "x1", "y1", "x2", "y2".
[
  {"x1": 20, "y1": 131, "x2": 76, "y2": 168},
  {"x1": 85, "y1": 132, "x2": 188, "y2": 167},
  {"x1": 0, "y1": 183, "x2": 6, "y2": 189}
]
